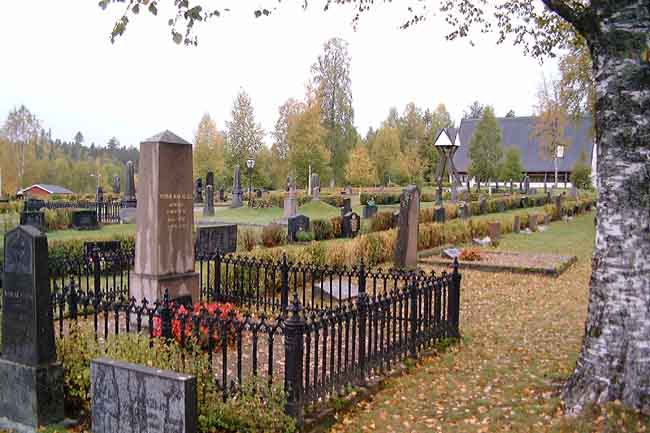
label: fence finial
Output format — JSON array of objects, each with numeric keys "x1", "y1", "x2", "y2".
[{"x1": 288, "y1": 292, "x2": 303, "y2": 317}]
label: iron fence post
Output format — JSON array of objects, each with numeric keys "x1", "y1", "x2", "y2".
[
  {"x1": 448, "y1": 258, "x2": 462, "y2": 338},
  {"x1": 160, "y1": 288, "x2": 173, "y2": 340},
  {"x1": 214, "y1": 252, "x2": 222, "y2": 302},
  {"x1": 284, "y1": 293, "x2": 306, "y2": 425},
  {"x1": 92, "y1": 246, "x2": 101, "y2": 295},
  {"x1": 281, "y1": 254, "x2": 289, "y2": 315},
  {"x1": 409, "y1": 275, "x2": 418, "y2": 358},
  {"x1": 357, "y1": 259, "x2": 369, "y2": 382}
]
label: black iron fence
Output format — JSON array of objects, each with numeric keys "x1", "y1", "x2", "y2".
[
  {"x1": 24, "y1": 199, "x2": 122, "y2": 224},
  {"x1": 0, "y1": 246, "x2": 461, "y2": 424}
]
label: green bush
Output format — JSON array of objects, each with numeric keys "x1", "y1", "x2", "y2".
[
  {"x1": 267, "y1": 192, "x2": 311, "y2": 208},
  {"x1": 571, "y1": 162, "x2": 593, "y2": 190},
  {"x1": 44, "y1": 208, "x2": 74, "y2": 231},
  {"x1": 295, "y1": 230, "x2": 314, "y2": 242},
  {"x1": 57, "y1": 324, "x2": 296, "y2": 433}
]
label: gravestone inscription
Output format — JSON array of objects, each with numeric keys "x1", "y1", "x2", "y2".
[
  {"x1": 91, "y1": 358, "x2": 197, "y2": 433},
  {"x1": 0, "y1": 225, "x2": 64, "y2": 430},
  {"x1": 195, "y1": 224, "x2": 237, "y2": 256}
]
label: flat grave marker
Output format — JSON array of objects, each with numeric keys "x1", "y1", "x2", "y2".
[{"x1": 91, "y1": 357, "x2": 197, "y2": 433}]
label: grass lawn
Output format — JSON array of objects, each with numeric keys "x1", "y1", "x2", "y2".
[
  {"x1": 327, "y1": 212, "x2": 650, "y2": 433},
  {"x1": 200, "y1": 200, "x2": 347, "y2": 225}
]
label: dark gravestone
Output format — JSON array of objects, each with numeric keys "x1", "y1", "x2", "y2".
[
  {"x1": 231, "y1": 166, "x2": 243, "y2": 208},
  {"x1": 434, "y1": 206, "x2": 446, "y2": 223},
  {"x1": 24, "y1": 198, "x2": 45, "y2": 212},
  {"x1": 91, "y1": 358, "x2": 197, "y2": 433},
  {"x1": 84, "y1": 240, "x2": 122, "y2": 257},
  {"x1": 72, "y1": 209, "x2": 99, "y2": 230},
  {"x1": 0, "y1": 226, "x2": 64, "y2": 430},
  {"x1": 20, "y1": 211, "x2": 45, "y2": 232},
  {"x1": 218, "y1": 187, "x2": 225, "y2": 202},
  {"x1": 362, "y1": 204, "x2": 378, "y2": 219},
  {"x1": 96, "y1": 186, "x2": 104, "y2": 203},
  {"x1": 112, "y1": 175, "x2": 121, "y2": 194},
  {"x1": 459, "y1": 203, "x2": 470, "y2": 219},
  {"x1": 394, "y1": 185, "x2": 419, "y2": 268},
  {"x1": 520, "y1": 196, "x2": 529, "y2": 208},
  {"x1": 194, "y1": 178, "x2": 203, "y2": 204},
  {"x1": 496, "y1": 201, "x2": 506, "y2": 213},
  {"x1": 203, "y1": 185, "x2": 215, "y2": 217},
  {"x1": 255, "y1": 189, "x2": 262, "y2": 198},
  {"x1": 479, "y1": 197, "x2": 487, "y2": 215},
  {"x1": 206, "y1": 171, "x2": 214, "y2": 187},
  {"x1": 342, "y1": 212, "x2": 361, "y2": 238},
  {"x1": 195, "y1": 224, "x2": 237, "y2": 256},
  {"x1": 340, "y1": 197, "x2": 352, "y2": 217},
  {"x1": 288, "y1": 215, "x2": 310, "y2": 242}
]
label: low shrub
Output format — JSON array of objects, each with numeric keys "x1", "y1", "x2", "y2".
[
  {"x1": 44, "y1": 208, "x2": 74, "y2": 231},
  {"x1": 312, "y1": 219, "x2": 334, "y2": 241},
  {"x1": 370, "y1": 211, "x2": 395, "y2": 232},
  {"x1": 239, "y1": 228, "x2": 260, "y2": 252},
  {"x1": 261, "y1": 224, "x2": 287, "y2": 248},
  {"x1": 459, "y1": 248, "x2": 482, "y2": 261},
  {"x1": 57, "y1": 324, "x2": 296, "y2": 433},
  {"x1": 295, "y1": 230, "x2": 314, "y2": 242}
]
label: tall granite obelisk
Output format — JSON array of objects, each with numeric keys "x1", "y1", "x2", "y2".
[{"x1": 131, "y1": 131, "x2": 199, "y2": 304}]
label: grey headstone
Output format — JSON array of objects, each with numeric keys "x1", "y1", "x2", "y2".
[
  {"x1": 288, "y1": 215, "x2": 310, "y2": 242},
  {"x1": 195, "y1": 224, "x2": 237, "y2": 256},
  {"x1": 72, "y1": 210, "x2": 99, "y2": 230},
  {"x1": 91, "y1": 358, "x2": 197, "y2": 433},
  {"x1": 394, "y1": 185, "x2": 419, "y2": 268},
  {"x1": 231, "y1": 166, "x2": 243, "y2": 208},
  {"x1": 96, "y1": 186, "x2": 104, "y2": 203},
  {"x1": 362, "y1": 204, "x2": 378, "y2": 219},
  {"x1": 113, "y1": 175, "x2": 121, "y2": 194},
  {"x1": 496, "y1": 201, "x2": 506, "y2": 213},
  {"x1": 206, "y1": 171, "x2": 214, "y2": 187},
  {"x1": 123, "y1": 160, "x2": 137, "y2": 207},
  {"x1": 311, "y1": 173, "x2": 320, "y2": 201},
  {"x1": 0, "y1": 226, "x2": 64, "y2": 429},
  {"x1": 194, "y1": 178, "x2": 203, "y2": 204},
  {"x1": 203, "y1": 185, "x2": 214, "y2": 217}
]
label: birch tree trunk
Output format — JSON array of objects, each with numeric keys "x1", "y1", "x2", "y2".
[{"x1": 562, "y1": 0, "x2": 650, "y2": 415}]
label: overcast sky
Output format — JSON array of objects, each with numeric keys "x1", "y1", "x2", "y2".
[{"x1": 0, "y1": 0, "x2": 558, "y2": 148}]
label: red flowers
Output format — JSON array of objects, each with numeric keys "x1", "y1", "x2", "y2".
[{"x1": 153, "y1": 302, "x2": 240, "y2": 350}]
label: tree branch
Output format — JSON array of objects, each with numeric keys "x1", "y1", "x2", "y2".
[{"x1": 539, "y1": 0, "x2": 592, "y2": 37}]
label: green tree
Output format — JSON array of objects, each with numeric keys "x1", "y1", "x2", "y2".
[
  {"x1": 194, "y1": 113, "x2": 226, "y2": 185},
  {"x1": 310, "y1": 37, "x2": 355, "y2": 184},
  {"x1": 468, "y1": 106, "x2": 503, "y2": 182},
  {"x1": 226, "y1": 89, "x2": 265, "y2": 171},
  {"x1": 287, "y1": 98, "x2": 330, "y2": 188},
  {"x1": 499, "y1": 147, "x2": 524, "y2": 181},
  {"x1": 463, "y1": 101, "x2": 484, "y2": 120},
  {"x1": 345, "y1": 143, "x2": 377, "y2": 187},
  {"x1": 370, "y1": 125, "x2": 402, "y2": 186},
  {"x1": 570, "y1": 150, "x2": 592, "y2": 190},
  {"x1": 74, "y1": 131, "x2": 84, "y2": 145},
  {"x1": 2, "y1": 105, "x2": 41, "y2": 188},
  {"x1": 421, "y1": 103, "x2": 453, "y2": 181}
]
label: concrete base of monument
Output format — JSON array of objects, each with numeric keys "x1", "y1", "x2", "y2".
[
  {"x1": 119, "y1": 207, "x2": 137, "y2": 224},
  {"x1": 130, "y1": 271, "x2": 200, "y2": 305},
  {"x1": 0, "y1": 358, "x2": 64, "y2": 432}
]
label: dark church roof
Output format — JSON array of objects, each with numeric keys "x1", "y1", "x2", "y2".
[{"x1": 453, "y1": 116, "x2": 594, "y2": 173}]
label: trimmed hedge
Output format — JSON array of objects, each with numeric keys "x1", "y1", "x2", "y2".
[{"x1": 243, "y1": 197, "x2": 596, "y2": 268}]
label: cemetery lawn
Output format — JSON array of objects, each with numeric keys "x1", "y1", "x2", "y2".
[{"x1": 327, "y1": 211, "x2": 650, "y2": 433}]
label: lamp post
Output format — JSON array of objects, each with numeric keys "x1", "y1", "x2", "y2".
[{"x1": 246, "y1": 158, "x2": 255, "y2": 207}]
